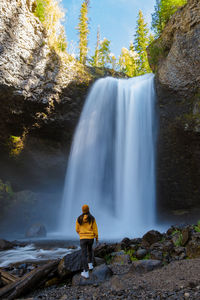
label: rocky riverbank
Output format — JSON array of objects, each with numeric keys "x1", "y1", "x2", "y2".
[{"x1": 1, "y1": 223, "x2": 200, "y2": 299}]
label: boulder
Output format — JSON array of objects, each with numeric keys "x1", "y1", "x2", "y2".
[
  {"x1": 186, "y1": 233, "x2": 200, "y2": 258},
  {"x1": 136, "y1": 249, "x2": 147, "y2": 259},
  {"x1": 25, "y1": 223, "x2": 47, "y2": 238},
  {"x1": 58, "y1": 250, "x2": 82, "y2": 277},
  {"x1": 72, "y1": 264, "x2": 113, "y2": 286},
  {"x1": 94, "y1": 257, "x2": 105, "y2": 266},
  {"x1": 120, "y1": 237, "x2": 131, "y2": 249},
  {"x1": 129, "y1": 260, "x2": 162, "y2": 274},
  {"x1": 150, "y1": 250, "x2": 163, "y2": 261},
  {"x1": 182, "y1": 228, "x2": 190, "y2": 246},
  {"x1": 142, "y1": 230, "x2": 162, "y2": 247},
  {"x1": 111, "y1": 251, "x2": 131, "y2": 265},
  {"x1": 0, "y1": 274, "x2": 4, "y2": 288},
  {"x1": 162, "y1": 240, "x2": 174, "y2": 253},
  {"x1": 129, "y1": 238, "x2": 142, "y2": 245},
  {"x1": 0, "y1": 239, "x2": 15, "y2": 250},
  {"x1": 94, "y1": 243, "x2": 117, "y2": 258}
]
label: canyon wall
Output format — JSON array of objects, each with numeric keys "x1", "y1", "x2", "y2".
[{"x1": 148, "y1": 0, "x2": 200, "y2": 213}]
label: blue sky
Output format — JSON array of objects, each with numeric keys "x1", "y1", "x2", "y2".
[{"x1": 61, "y1": 0, "x2": 155, "y2": 58}]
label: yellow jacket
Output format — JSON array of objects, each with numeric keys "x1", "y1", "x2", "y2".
[{"x1": 76, "y1": 215, "x2": 98, "y2": 240}]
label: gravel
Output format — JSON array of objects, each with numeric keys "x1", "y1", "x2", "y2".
[{"x1": 21, "y1": 259, "x2": 200, "y2": 300}]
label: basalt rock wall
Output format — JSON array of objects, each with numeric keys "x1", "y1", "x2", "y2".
[
  {"x1": 148, "y1": 0, "x2": 200, "y2": 213},
  {"x1": 0, "y1": 0, "x2": 125, "y2": 192},
  {"x1": 0, "y1": 0, "x2": 91, "y2": 191}
]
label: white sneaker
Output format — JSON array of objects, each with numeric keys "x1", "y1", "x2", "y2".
[
  {"x1": 88, "y1": 263, "x2": 93, "y2": 270},
  {"x1": 81, "y1": 270, "x2": 89, "y2": 279}
]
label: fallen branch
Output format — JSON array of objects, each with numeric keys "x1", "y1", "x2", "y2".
[
  {"x1": 0, "y1": 260, "x2": 59, "y2": 300},
  {"x1": 0, "y1": 270, "x2": 18, "y2": 285}
]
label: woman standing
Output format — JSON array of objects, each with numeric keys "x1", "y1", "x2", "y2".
[{"x1": 76, "y1": 204, "x2": 98, "y2": 279}]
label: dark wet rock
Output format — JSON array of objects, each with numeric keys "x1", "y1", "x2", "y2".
[
  {"x1": 94, "y1": 243, "x2": 117, "y2": 258},
  {"x1": 120, "y1": 237, "x2": 131, "y2": 250},
  {"x1": 111, "y1": 251, "x2": 131, "y2": 265},
  {"x1": 25, "y1": 222, "x2": 47, "y2": 238},
  {"x1": 173, "y1": 247, "x2": 185, "y2": 256},
  {"x1": 150, "y1": 250, "x2": 163, "y2": 261},
  {"x1": 186, "y1": 233, "x2": 200, "y2": 258},
  {"x1": 130, "y1": 238, "x2": 142, "y2": 245},
  {"x1": 58, "y1": 250, "x2": 82, "y2": 277},
  {"x1": 162, "y1": 240, "x2": 174, "y2": 253},
  {"x1": 182, "y1": 228, "x2": 190, "y2": 246},
  {"x1": 94, "y1": 257, "x2": 105, "y2": 266},
  {"x1": 136, "y1": 249, "x2": 147, "y2": 259},
  {"x1": 72, "y1": 264, "x2": 113, "y2": 286},
  {"x1": 142, "y1": 230, "x2": 163, "y2": 247},
  {"x1": 129, "y1": 259, "x2": 162, "y2": 274},
  {"x1": 0, "y1": 239, "x2": 15, "y2": 250},
  {"x1": 0, "y1": 274, "x2": 4, "y2": 288}
]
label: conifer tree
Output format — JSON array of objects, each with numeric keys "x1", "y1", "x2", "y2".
[
  {"x1": 78, "y1": 0, "x2": 90, "y2": 64},
  {"x1": 152, "y1": 0, "x2": 187, "y2": 36},
  {"x1": 134, "y1": 10, "x2": 151, "y2": 75},
  {"x1": 90, "y1": 26, "x2": 100, "y2": 67}
]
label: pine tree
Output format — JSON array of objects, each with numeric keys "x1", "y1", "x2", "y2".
[
  {"x1": 134, "y1": 10, "x2": 151, "y2": 75},
  {"x1": 90, "y1": 26, "x2": 100, "y2": 67},
  {"x1": 152, "y1": 0, "x2": 187, "y2": 36},
  {"x1": 78, "y1": 0, "x2": 90, "y2": 64}
]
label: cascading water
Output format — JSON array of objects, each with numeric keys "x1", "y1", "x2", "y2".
[{"x1": 59, "y1": 73, "x2": 157, "y2": 239}]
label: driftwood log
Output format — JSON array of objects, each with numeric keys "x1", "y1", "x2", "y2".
[
  {"x1": 0, "y1": 270, "x2": 18, "y2": 285},
  {"x1": 0, "y1": 260, "x2": 59, "y2": 300}
]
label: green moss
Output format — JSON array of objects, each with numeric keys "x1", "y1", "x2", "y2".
[
  {"x1": 172, "y1": 230, "x2": 183, "y2": 247},
  {"x1": 124, "y1": 249, "x2": 138, "y2": 261},
  {"x1": 104, "y1": 254, "x2": 113, "y2": 264},
  {"x1": 143, "y1": 253, "x2": 150, "y2": 260},
  {"x1": 8, "y1": 136, "x2": 24, "y2": 157},
  {"x1": 34, "y1": 0, "x2": 46, "y2": 23},
  {"x1": 0, "y1": 180, "x2": 14, "y2": 199},
  {"x1": 148, "y1": 39, "x2": 170, "y2": 72},
  {"x1": 194, "y1": 220, "x2": 200, "y2": 233}
]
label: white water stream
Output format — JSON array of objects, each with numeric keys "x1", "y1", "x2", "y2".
[
  {"x1": 0, "y1": 244, "x2": 73, "y2": 267},
  {"x1": 59, "y1": 73, "x2": 157, "y2": 239}
]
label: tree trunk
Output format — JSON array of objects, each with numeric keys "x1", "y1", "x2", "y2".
[{"x1": 0, "y1": 260, "x2": 59, "y2": 300}]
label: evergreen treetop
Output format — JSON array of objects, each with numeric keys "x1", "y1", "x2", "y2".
[
  {"x1": 134, "y1": 10, "x2": 151, "y2": 75},
  {"x1": 78, "y1": 0, "x2": 90, "y2": 64}
]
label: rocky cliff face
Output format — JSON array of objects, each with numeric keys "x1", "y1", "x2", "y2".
[
  {"x1": 0, "y1": 0, "x2": 92, "y2": 191},
  {"x1": 0, "y1": 0, "x2": 125, "y2": 193},
  {"x1": 148, "y1": 0, "x2": 200, "y2": 214}
]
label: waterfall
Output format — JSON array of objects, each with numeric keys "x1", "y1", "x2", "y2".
[{"x1": 59, "y1": 73, "x2": 156, "y2": 239}]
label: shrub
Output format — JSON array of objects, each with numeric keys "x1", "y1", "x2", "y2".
[
  {"x1": 194, "y1": 220, "x2": 200, "y2": 233},
  {"x1": 172, "y1": 230, "x2": 183, "y2": 247},
  {"x1": 34, "y1": 0, "x2": 46, "y2": 22},
  {"x1": 124, "y1": 249, "x2": 138, "y2": 261}
]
